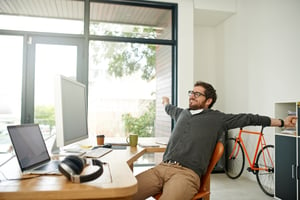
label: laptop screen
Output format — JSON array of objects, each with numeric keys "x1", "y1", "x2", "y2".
[{"x1": 8, "y1": 124, "x2": 51, "y2": 171}]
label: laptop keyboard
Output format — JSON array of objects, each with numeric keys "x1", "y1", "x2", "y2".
[
  {"x1": 84, "y1": 148, "x2": 112, "y2": 158},
  {"x1": 34, "y1": 160, "x2": 59, "y2": 171}
]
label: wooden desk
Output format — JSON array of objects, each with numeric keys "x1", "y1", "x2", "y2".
[
  {"x1": 0, "y1": 147, "x2": 145, "y2": 200},
  {"x1": 105, "y1": 137, "x2": 166, "y2": 170},
  {"x1": 0, "y1": 140, "x2": 166, "y2": 200}
]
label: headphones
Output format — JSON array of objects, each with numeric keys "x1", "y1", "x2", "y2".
[{"x1": 58, "y1": 155, "x2": 104, "y2": 183}]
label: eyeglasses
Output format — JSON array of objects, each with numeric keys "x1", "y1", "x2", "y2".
[{"x1": 188, "y1": 90, "x2": 206, "y2": 98}]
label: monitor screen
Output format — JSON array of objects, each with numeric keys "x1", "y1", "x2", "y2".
[{"x1": 54, "y1": 75, "x2": 88, "y2": 149}]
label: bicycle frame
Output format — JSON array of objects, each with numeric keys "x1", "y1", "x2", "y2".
[{"x1": 229, "y1": 128, "x2": 274, "y2": 172}]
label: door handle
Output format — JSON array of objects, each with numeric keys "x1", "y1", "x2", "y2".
[{"x1": 292, "y1": 164, "x2": 295, "y2": 179}]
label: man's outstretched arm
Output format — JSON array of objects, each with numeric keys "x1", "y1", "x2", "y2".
[{"x1": 270, "y1": 116, "x2": 297, "y2": 128}]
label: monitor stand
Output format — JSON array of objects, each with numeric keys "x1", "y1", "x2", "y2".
[
  {"x1": 51, "y1": 139, "x2": 60, "y2": 154},
  {"x1": 50, "y1": 136, "x2": 84, "y2": 156}
]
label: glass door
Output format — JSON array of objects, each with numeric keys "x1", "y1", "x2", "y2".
[
  {"x1": 0, "y1": 35, "x2": 23, "y2": 151},
  {"x1": 25, "y1": 36, "x2": 84, "y2": 137}
]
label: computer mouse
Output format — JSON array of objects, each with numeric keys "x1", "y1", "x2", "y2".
[
  {"x1": 92, "y1": 143, "x2": 112, "y2": 150},
  {"x1": 102, "y1": 143, "x2": 112, "y2": 148}
]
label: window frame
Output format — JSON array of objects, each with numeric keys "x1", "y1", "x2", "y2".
[{"x1": 0, "y1": 0, "x2": 178, "y2": 137}]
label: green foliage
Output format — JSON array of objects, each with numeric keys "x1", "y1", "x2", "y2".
[
  {"x1": 122, "y1": 101, "x2": 155, "y2": 137},
  {"x1": 34, "y1": 106, "x2": 55, "y2": 128},
  {"x1": 90, "y1": 24, "x2": 157, "y2": 81},
  {"x1": 90, "y1": 24, "x2": 158, "y2": 137},
  {"x1": 107, "y1": 43, "x2": 156, "y2": 81}
]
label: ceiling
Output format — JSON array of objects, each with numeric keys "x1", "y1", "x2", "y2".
[
  {"x1": 0, "y1": 0, "x2": 170, "y2": 28},
  {"x1": 0, "y1": 0, "x2": 84, "y2": 20},
  {"x1": 194, "y1": 9, "x2": 235, "y2": 26},
  {"x1": 0, "y1": 0, "x2": 234, "y2": 28}
]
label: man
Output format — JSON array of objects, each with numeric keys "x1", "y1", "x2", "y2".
[{"x1": 133, "y1": 81, "x2": 296, "y2": 200}]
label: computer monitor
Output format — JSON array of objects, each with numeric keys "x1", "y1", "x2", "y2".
[{"x1": 54, "y1": 75, "x2": 88, "y2": 152}]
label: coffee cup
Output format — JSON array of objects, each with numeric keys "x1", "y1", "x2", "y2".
[
  {"x1": 126, "y1": 134, "x2": 138, "y2": 147},
  {"x1": 96, "y1": 135, "x2": 105, "y2": 145}
]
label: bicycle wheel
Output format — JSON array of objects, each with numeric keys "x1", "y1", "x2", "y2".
[
  {"x1": 224, "y1": 137, "x2": 245, "y2": 179},
  {"x1": 255, "y1": 145, "x2": 275, "y2": 197}
]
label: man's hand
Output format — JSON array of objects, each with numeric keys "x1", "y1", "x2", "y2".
[
  {"x1": 284, "y1": 115, "x2": 297, "y2": 128},
  {"x1": 162, "y1": 96, "x2": 170, "y2": 106}
]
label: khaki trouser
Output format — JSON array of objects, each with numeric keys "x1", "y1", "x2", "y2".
[{"x1": 133, "y1": 162, "x2": 200, "y2": 200}]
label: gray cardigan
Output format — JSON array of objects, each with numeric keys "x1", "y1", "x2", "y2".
[{"x1": 162, "y1": 104, "x2": 271, "y2": 178}]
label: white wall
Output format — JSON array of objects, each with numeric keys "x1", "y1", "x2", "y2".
[
  {"x1": 154, "y1": 0, "x2": 194, "y2": 108},
  {"x1": 195, "y1": 0, "x2": 300, "y2": 179},
  {"x1": 195, "y1": 0, "x2": 300, "y2": 121},
  {"x1": 153, "y1": 0, "x2": 300, "y2": 182},
  {"x1": 194, "y1": 26, "x2": 217, "y2": 92},
  {"x1": 218, "y1": 0, "x2": 300, "y2": 112},
  {"x1": 156, "y1": 0, "x2": 300, "y2": 129},
  {"x1": 176, "y1": 0, "x2": 194, "y2": 107},
  {"x1": 194, "y1": 0, "x2": 236, "y2": 12}
]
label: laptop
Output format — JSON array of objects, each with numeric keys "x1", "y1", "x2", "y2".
[{"x1": 7, "y1": 124, "x2": 60, "y2": 175}]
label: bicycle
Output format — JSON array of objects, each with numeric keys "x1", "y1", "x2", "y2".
[{"x1": 224, "y1": 127, "x2": 275, "y2": 197}]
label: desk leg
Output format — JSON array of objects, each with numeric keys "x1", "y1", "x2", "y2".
[{"x1": 129, "y1": 163, "x2": 134, "y2": 171}]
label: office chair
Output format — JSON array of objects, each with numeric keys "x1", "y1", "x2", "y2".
[{"x1": 154, "y1": 141, "x2": 224, "y2": 200}]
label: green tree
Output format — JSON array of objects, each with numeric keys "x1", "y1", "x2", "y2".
[
  {"x1": 34, "y1": 105, "x2": 55, "y2": 128},
  {"x1": 90, "y1": 25, "x2": 157, "y2": 81},
  {"x1": 122, "y1": 101, "x2": 155, "y2": 137},
  {"x1": 90, "y1": 23, "x2": 157, "y2": 137},
  {"x1": 107, "y1": 43, "x2": 156, "y2": 81}
]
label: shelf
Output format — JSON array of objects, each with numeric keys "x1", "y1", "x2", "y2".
[{"x1": 275, "y1": 102, "x2": 299, "y2": 136}]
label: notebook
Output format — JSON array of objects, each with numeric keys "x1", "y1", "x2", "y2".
[
  {"x1": 7, "y1": 124, "x2": 60, "y2": 175},
  {"x1": 155, "y1": 137, "x2": 169, "y2": 145}
]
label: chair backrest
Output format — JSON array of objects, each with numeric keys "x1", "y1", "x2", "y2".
[{"x1": 198, "y1": 141, "x2": 224, "y2": 194}]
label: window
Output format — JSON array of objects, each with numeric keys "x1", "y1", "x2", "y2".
[
  {"x1": 0, "y1": 35, "x2": 23, "y2": 151},
  {"x1": 88, "y1": 1, "x2": 176, "y2": 138},
  {"x1": 0, "y1": 0, "x2": 177, "y2": 149},
  {"x1": 89, "y1": 41, "x2": 172, "y2": 137},
  {"x1": 90, "y1": 2, "x2": 172, "y2": 40},
  {"x1": 33, "y1": 42, "x2": 79, "y2": 138}
]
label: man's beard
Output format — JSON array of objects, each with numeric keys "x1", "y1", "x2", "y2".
[{"x1": 189, "y1": 99, "x2": 205, "y2": 110}]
